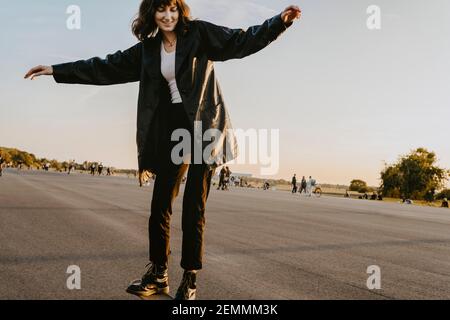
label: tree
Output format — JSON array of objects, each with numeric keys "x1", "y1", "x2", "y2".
[
  {"x1": 380, "y1": 165, "x2": 402, "y2": 198},
  {"x1": 1, "y1": 151, "x2": 12, "y2": 164},
  {"x1": 380, "y1": 148, "x2": 448, "y2": 201},
  {"x1": 349, "y1": 179, "x2": 368, "y2": 193},
  {"x1": 1, "y1": 147, "x2": 38, "y2": 167},
  {"x1": 50, "y1": 159, "x2": 62, "y2": 171}
]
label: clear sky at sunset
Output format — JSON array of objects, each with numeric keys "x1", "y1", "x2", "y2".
[{"x1": 1, "y1": 0, "x2": 449, "y2": 186}]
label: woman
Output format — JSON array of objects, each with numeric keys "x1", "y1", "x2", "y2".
[
  {"x1": 0, "y1": 154, "x2": 4, "y2": 177},
  {"x1": 25, "y1": 0, "x2": 301, "y2": 300}
]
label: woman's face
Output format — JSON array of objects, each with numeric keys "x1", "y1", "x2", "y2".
[{"x1": 154, "y1": 3, "x2": 179, "y2": 32}]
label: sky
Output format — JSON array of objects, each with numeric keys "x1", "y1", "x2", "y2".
[{"x1": 1, "y1": 0, "x2": 449, "y2": 186}]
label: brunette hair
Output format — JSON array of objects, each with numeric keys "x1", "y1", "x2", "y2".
[{"x1": 132, "y1": 0, "x2": 191, "y2": 41}]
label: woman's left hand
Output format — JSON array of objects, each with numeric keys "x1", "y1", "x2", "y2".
[
  {"x1": 138, "y1": 169, "x2": 152, "y2": 187},
  {"x1": 281, "y1": 5, "x2": 302, "y2": 25}
]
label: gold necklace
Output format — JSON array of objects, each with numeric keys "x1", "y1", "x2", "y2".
[{"x1": 164, "y1": 37, "x2": 177, "y2": 47}]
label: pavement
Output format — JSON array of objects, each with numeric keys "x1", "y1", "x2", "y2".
[{"x1": 1, "y1": 168, "x2": 450, "y2": 300}]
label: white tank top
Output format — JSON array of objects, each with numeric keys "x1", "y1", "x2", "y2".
[{"x1": 160, "y1": 43, "x2": 182, "y2": 103}]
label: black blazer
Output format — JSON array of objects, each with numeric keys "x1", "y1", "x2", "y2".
[{"x1": 52, "y1": 14, "x2": 292, "y2": 174}]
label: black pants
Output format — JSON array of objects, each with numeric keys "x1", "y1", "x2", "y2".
[{"x1": 149, "y1": 102, "x2": 215, "y2": 271}]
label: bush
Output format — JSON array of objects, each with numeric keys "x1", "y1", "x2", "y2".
[
  {"x1": 358, "y1": 186, "x2": 369, "y2": 193},
  {"x1": 436, "y1": 189, "x2": 450, "y2": 200}
]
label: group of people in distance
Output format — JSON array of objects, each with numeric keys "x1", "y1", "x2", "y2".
[
  {"x1": 87, "y1": 163, "x2": 114, "y2": 176},
  {"x1": 291, "y1": 174, "x2": 316, "y2": 197}
]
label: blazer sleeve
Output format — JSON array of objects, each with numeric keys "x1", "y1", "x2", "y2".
[
  {"x1": 197, "y1": 13, "x2": 292, "y2": 62},
  {"x1": 52, "y1": 42, "x2": 142, "y2": 85}
]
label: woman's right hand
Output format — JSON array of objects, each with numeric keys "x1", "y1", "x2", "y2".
[{"x1": 24, "y1": 65, "x2": 53, "y2": 80}]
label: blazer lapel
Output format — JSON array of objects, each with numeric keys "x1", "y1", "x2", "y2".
[
  {"x1": 143, "y1": 33, "x2": 162, "y2": 80},
  {"x1": 175, "y1": 30, "x2": 194, "y2": 78}
]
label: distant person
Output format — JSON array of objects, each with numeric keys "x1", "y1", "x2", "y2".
[
  {"x1": 0, "y1": 155, "x2": 4, "y2": 177},
  {"x1": 263, "y1": 181, "x2": 270, "y2": 190},
  {"x1": 90, "y1": 164, "x2": 96, "y2": 176},
  {"x1": 106, "y1": 167, "x2": 111, "y2": 176},
  {"x1": 68, "y1": 162, "x2": 75, "y2": 174},
  {"x1": 363, "y1": 193, "x2": 369, "y2": 200},
  {"x1": 299, "y1": 176, "x2": 307, "y2": 194},
  {"x1": 217, "y1": 167, "x2": 226, "y2": 190},
  {"x1": 370, "y1": 192, "x2": 377, "y2": 200},
  {"x1": 98, "y1": 163, "x2": 104, "y2": 176},
  {"x1": 306, "y1": 176, "x2": 314, "y2": 197},
  {"x1": 224, "y1": 167, "x2": 231, "y2": 190},
  {"x1": 377, "y1": 194, "x2": 383, "y2": 201},
  {"x1": 291, "y1": 174, "x2": 297, "y2": 193},
  {"x1": 403, "y1": 199, "x2": 413, "y2": 205},
  {"x1": 344, "y1": 190, "x2": 350, "y2": 198},
  {"x1": 442, "y1": 198, "x2": 449, "y2": 208},
  {"x1": 231, "y1": 176, "x2": 236, "y2": 187}
]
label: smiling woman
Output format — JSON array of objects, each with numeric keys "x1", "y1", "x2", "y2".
[
  {"x1": 132, "y1": 0, "x2": 192, "y2": 40},
  {"x1": 23, "y1": 0, "x2": 301, "y2": 300}
]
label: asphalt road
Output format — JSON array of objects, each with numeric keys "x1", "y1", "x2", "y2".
[{"x1": 1, "y1": 169, "x2": 450, "y2": 300}]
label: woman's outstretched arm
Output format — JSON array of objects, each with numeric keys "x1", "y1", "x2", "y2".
[
  {"x1": 197, "y1": 5, "x2": 301, "y2": 62},
  {"x1": 24, "y1": 42, "x2": 143, "y2": 85}
]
